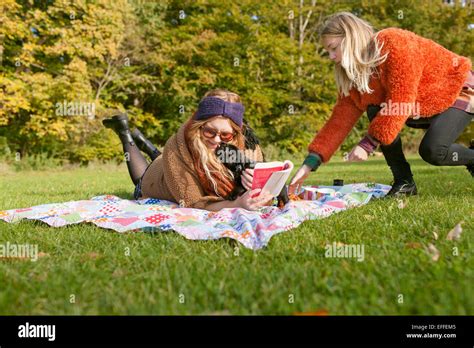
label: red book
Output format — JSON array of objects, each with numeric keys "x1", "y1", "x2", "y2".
[{"x1": 251, "y1": 161, "x2": 294, "y2": 197}]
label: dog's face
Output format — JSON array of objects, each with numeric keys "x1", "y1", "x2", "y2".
[
  {"x1": 216, "y1": 143, "x2": 255, "y2": 201},
  {"x1": 216, "y1": 143, "x2": 288, "y2": 207},
  {"x1": 216, "y1": 143, "x2": 255, "y2": 177}
]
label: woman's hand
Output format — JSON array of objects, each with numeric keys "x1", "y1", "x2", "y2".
[
  {"x1": 347, "y1": 145, "x2": 369, "y2": 162},
  {"x1": 241, "y1": 168, "x2": 254, "y2": 191},
  {"x1": 288, "y1": 164, "x2": 312, "y2": 195},
  {"x1": 235, "y1": 189, "x2": 274, "y2": 211}
]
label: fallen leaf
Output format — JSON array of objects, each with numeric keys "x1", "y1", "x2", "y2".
[
  {"x1": 32, "y1": 273, "x2": 48, "y2": 281},
  {"x1": 433, "y1": 231, "x2": 438, "y2": 240},
  {"x1": 397, "y1": 199, "x2": 406, "y2": 209},
  {"x1": 294, "y1": 309, "x2": 329, "y2": 316},
  {"x1": 83, "y1": 252, "x2": 102, "y2": 260},
  {"x1": 405, "y1": 242, "x2": 422, "y2": 249},
  {"x1": 446, "y1": 222, "x2": 463, "y2": 241},
  {"x1": 426, "y1": 243, "x2": 440, "y2": 262},
  {"x1": 112, "y1": 268, "x2": 126, "y2": 278},
  {"x1": 363, "y1": 214, "x2": 374, "y2": 220}
]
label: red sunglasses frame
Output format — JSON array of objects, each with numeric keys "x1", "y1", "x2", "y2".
[{"x1": 200, "y1": 126, "x2": 236, "y2": 142}]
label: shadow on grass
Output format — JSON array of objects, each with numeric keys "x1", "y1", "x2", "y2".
[
  {"x1": 329, "y1": 157, "x2": 430, "y2": 168},
  {"x1": 98, "y1": 189, "x2": 135, "y2": 200}
]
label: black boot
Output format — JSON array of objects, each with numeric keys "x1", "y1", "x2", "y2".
[
  {"x1": 131, "y1": 128, "x2": 161, "y2": 160},
  {"x1": 386, "y1": 178, "x2": 418, "y2": 197},
  {"x1": 102, "y1": 112, "x2": 135, "y2": 145},
  {"x1": 466, "y1": 139, "x2": 474, "y2": 177}
]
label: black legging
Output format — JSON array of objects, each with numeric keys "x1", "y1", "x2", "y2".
[
  {"x1": 367, "y1": 105, "x2": 474, "y2": 181},
  {"x1": 123, "y1": 141, "x2": 149, "y2": 185}
]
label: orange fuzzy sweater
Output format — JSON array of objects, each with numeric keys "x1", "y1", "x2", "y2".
[{"x1": 308, "y1": 27, "x2": 472, "y2": 162}]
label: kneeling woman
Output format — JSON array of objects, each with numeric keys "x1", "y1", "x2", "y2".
[
  {"x1": 103, "y1": 89, "x2": 273, "y2": 212},
  {"x1": 289, "y1": 12, "x2": 473, "y2": 197}
]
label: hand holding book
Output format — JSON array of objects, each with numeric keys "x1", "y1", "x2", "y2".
[
  {"x1": 241, "y1": 168, "x2": 254, "y2": 191},
  {"x1": 250, "y1": 160, "x2": 294, "y2": 197},
  {"x1": 234, "y1": 188, "x2": 274, "y2": 211}
]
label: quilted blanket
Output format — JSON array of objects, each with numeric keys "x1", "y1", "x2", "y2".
[{"x1": 0, "y1": 184, "x2": 390, "y2": 250}]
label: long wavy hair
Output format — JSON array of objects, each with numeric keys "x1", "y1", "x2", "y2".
[
  {"x1": 184, "y1": 89, "x2": 246, "y2": 198},
  {"x1": 319, "y1": 12, "x2": 388, "y2": 96}
]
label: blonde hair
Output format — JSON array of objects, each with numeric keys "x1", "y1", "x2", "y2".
[
  {"x1": 320, "y1": 12, "x2": 388, "y2": 96},
  {"x1": 185, "y1": 89, "x2": 245, "y2": 197}
]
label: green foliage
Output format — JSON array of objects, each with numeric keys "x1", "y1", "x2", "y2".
[
  {"x1": 0, "y1": 136, "x2": 11, "y2": 157},
  {"x1": 0, "y1": 0, "x2": 473, "y2": 161},
  {"x1": 11, "y1": 153, "x2": 64, "y2": 171}
]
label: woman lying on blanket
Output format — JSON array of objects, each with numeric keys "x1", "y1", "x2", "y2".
[
  {"x1": 289, "y1": 12, "x2": 474, "y2": 197},
  {"x1": 102, "y1": 89, "x2": 274, "y2": 212}
]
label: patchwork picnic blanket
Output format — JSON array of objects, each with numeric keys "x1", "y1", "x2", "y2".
[{"x1": 0, "y1": 184, "x2": 390, "y2": 250}]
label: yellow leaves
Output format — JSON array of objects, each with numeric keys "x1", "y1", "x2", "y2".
[
  {"x1": 49, "y1": 122, "x2": 69, "y2": 141},
  {"x1": 0, "y1": 0, "x2": 20, "y2": 12},
  {"x1": 0, "y1": 76, "x2": 31, "y2": 124},
  {"x1": 195, "y1": 67, "x2": 217, "y2": 85},
  {"x1": 66, "y1": 57, "x2": 88, "y2": 79},
  {"x1": 198, "y1": 30, "x2": 218, "y2": 42},
  {"x1": 32, "y1": 8, "x2": 48, "y2": 22},
  {"x1": 104, "y1": 42, "x2": 119, "y2": 60},
  {"x1": 0, "y1": 0, "x2": 28, "y2": 38}
]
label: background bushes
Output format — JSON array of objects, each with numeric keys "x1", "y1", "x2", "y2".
[{"x1": 0, "y1": 0, "x2": 472, "y2": 165}]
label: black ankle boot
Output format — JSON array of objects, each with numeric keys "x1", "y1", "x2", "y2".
[
  {"x1": 131, "y1": 128, "x2": 161, "y2": 160},
  {"x1": 386, "y1": 178, "x2": 418, "y2": 197},
  {"x1": 102, "y1": 113, "x2": 134, "y2": 144},
  {"x1": 467, "y1": 140, "x2": 474, "y2": 177}
]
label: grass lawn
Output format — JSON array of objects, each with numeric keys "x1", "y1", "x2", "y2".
[{"x1": 0, "y1": 155, "x2": 472, "y2": 315}]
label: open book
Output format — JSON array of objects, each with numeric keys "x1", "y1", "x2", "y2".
[{"x1": 251, "y1": 160, "x2": 294, "y2": 197}]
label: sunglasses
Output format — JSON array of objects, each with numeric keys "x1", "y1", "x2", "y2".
[{"x1": 200, "y1": 126, "x2": 235, "y2": 142}]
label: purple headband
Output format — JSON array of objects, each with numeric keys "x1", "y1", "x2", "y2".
[{"x1": 194, "y1": 96, "x2": 244, "y2": 127}]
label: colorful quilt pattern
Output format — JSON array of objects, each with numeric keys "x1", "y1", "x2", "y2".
[{"x1": 0, "y1": 184, "x2": 390, "y2": 250}]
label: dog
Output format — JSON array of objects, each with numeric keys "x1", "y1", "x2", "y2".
[{"x1": 216, "y1": 143, "x2": 289, "y2": 207}]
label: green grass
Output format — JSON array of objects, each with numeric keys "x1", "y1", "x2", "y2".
[{"x1": 0, "y1": 156, "x2": 472, "y2": 315}]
